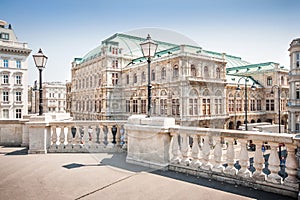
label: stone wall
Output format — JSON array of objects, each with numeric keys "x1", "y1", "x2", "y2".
[{"x1": 0, "y1": 120, "x2": 27, "y2": 146}]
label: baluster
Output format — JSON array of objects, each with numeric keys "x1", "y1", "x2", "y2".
[
  {"x1": 237, "y1": 139, "x2": 252, "y2": 178},
  {"x1": 107, "y1": 125, "x2": 114, "y2": 148},
  {"x1": 91, "y1": 126, "x2": 98, "y2": 144},
  {"x1": 200, "y1": 135, "x2": 213, "y2": 171},
  {"x1": 283, "y1": 144, "x2": 298, "y2": 187},
  {"x1": 59, "y1": 126, "x2": 65, "y2": 147},
  {"x1": 212, "y1": 136, "x2": 225, "y2": 173},
  {"x1": 122, "y1": 126, "x2": 127, "y2": 150},
  {"x1": 191, "y1": 135, "x2": 201, "y2": 168},
  {"x1": 170, "y1": 133, "x2": 181, "y2": 164},
  {"x1": 119, "y1": 125, "x2": 125, "y2": 147},
  {"x1": 98, "y1": 125, "x2": 105, "y2": 148},
  {"x1": 180, "y1": 133, "x2": 191, "y2": 165},
  {"x1": 75, "y1": 126, "x2": 81, "y2": 144},
  {"x1": 252, "y1": 140, "x2": 266, "y2": 181},
  {"x1": 66, "y1": 126, "x2": 73, "y2": 147},
  {"x1": 116, "y1": 125, "x2": 121, "y2": 146},
  {"x1": 83, "y1": 126, "x2": 89, "y2": 145},
  {"x1": 224, "y1": 138, "x2": 238, "y2": 175},
  {"x1": 266, "y1": 142, "x2": 282, "y2": 184},
  {"x1": 51, "y1": 126, "x2": 57, "y2": 147}
]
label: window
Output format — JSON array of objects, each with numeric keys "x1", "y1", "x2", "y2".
[
  {"x1": 161, "y1": 67, "x2": 166, "y2": 79},
  {"x1": 152, "y1": 99, "x2": 156, "y2": 114},
  {"x1": 204, "y1": 66, "x2": 209, "y2": 77},
  {"x1": 296, "y1": 52, "x2": 300, "y2": 67},
  {"x1": 216, "y1": 68, "x2": 221, "y2": 79},
  {"x1": 257, "y1": 100, "x2": 262, "y2": 110},
  {"x1": 112, "y1": 60, "x2": 118, "y2": 68},
  {"x1": 3, "y1": 74, "x2": 9, "y2": 84},
  {"x1": 229, "y1": 99, "x2": 234, "y2": 112},
  {"x1": 15, "y1": 75, "x2": 21, "y2": 85},
  {"x1": 141, "y1": 99, "x2": 146, "y2": 114},
  {"x1": 172, "y1": 99, "x2": 180, "y2": 116},
  {"x1": 267, "y1": 76, "x2": 272, "y2": 86},
  {"x1": 189, "y1": 98, "x2": 198, "y2": 115},
  {"x1": 90, "y1": 76, "x2": 93, "y2": 88},
  {"x1": 126, "y1": 100, "x2": 130, "y2": 112},
  {"x1": 173, "y1": 65, "x2": 179, "y2": 78},
  {"x1": 3, "y1": 59, "x2": 8, "y2": 68},
  {"x1": 1, "y1": 33, "x2": 9, "y2": 40},
  {"x1": 236, "y1": 99, "x2": 242, "y2": 111},
  {"x1": 160, "y1": 99, "x2": 167, "y2": 115},
  {"x1": 134, "y1": 73, "x2": 137, "y2": 83},
  {"x1": 250, "y1": 100, "x2": 256, "y2": 111},
  {"x1": 16, "y1": 109, "x2": 22, "y2": 119},
  {"x1": 16, "y1": 92, "x2": 21, "y2": 102},
  {"x1": 133, "y1": 100, "x2": 138, "y2": 113},
  {"x1": 126, "y1": 75, "x2": 129, "y2": 84},
  {"x1": 151, "y1": 69, "x2": 155, "y2": 81},
  {"x1": 16, "y1": 60, "x2": 21, "y2": 69},
  {"x1": 141, "y1": 72, "x2": 146, "y2": 82},
  {"x1": 266, "y1": 99, "x2": 274, "y2": 111},
  {"x1": 191, "y1": 65, "x2": 196, "y2": 76},
  {"x1": 2, "y1": 109, "x2": 9, "y2": 118},
  {"x1": 3, "y1": 91, "x2": 9, "y2": 102},
  {"x1": 112, "y1": 73, "x2": 118, "y2": 85},
  {"x1": 202, "y1": 99, "x2": 211, "y2": 115},
  {"x1": 214, "y1": 99, "x2": 222, "y2": 114}
]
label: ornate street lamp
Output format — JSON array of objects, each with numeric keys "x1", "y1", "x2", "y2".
[
  {"x1": 140, "y1": 34, "x2": 158, "y2": 117},
  {"x1": 33, "y1": 49, "x2": 48, "y2": 116},
  {"x1": 271, "y1": 85, "x2": 281, "y2": 133},
  {"x1": 236, "y1": 77, "x2": 256, "y2": 130}
]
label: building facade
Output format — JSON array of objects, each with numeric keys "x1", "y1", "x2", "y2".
[
  {"x1": 288, "y1": 38, "x2": 300, "y2": 133},
  {"x1": 28, "y1": 81, "x2": 66, "y2": 114},
  {"x1": 0, "y1": 20, "x2": 31, "y2": 119},
  {"x1": 70, "y1": 33, "x2": 289, "y2": 130}
]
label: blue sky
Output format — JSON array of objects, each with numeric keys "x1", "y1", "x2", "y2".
[{"x1": 1, "y1": 0, "x2": 300, "y2": 83}]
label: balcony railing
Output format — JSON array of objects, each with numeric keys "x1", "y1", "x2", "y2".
[{"x1": 48, "y1": 120, "x2": 127, "y2": 153}]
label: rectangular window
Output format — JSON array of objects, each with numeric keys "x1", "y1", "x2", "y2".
[
  {"x1": 2, "y1": 109, "x2": 9, "y2": 118},
  {"x1": 229, "y1": 100, "x2": 234, "y2": 112},
  {"x1": 16, "y1": 60, "x2": 21, "y2": 68},
  {"x1": 3, "y1": 74, "x2": 9, "y2": 84},
  {"x1": 172, "y1": 99, "x2": 180, "y2": 116},
  {"x1": 16, "y1": 92, "x2": 21, "y2": 102},
  {"x1": 215, "y1": 99, "x2": 222, "y2": 114},
  {"x1": 160, "y1": 99, "x2": 167, "y2": 115},
  {"x1": 16, "y1": 109, "x2": 22, "y2": 119},
  {"x1": 133, "y1": 100, "x2": 138, "y2": 113},
  {"x1": 266, "y1": 100, "x2": 270, "y2": 111},
  {"x1": 250, "y1": 100, "x2": 256, "y2": 111},
  {"x1": 257, "y1": 100, "x2": 262, "y2": 110},
  {"x1": 126, "y1": 100, "x2": 130, "y2": 112},
  {"x1": 202, "y1": 99, "x2": 211, "y2": 115},
  {"x1": 152, "y1": 99, "x2": 156, "y2": 114},
  {"x1": 141, "y1": 99, "x2": 146, "y2": 114},
  {"x1": 16, "y1": 75, "x2": 21, "y2": 85},
  {"x1": 3, "y1": 59, "x2": 8, "y2": 68},
  {"x1": 112, "y1": 73, "x2": 118, "y2": 86},
  {"x1": 3, "y1": 91, "x2": 9, "y2": 102},
  {"x1": 1, "y1": 33, "x2": 9, "y2": 40}
]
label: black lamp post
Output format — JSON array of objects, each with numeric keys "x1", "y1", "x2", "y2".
[
  {"x1": 140, "y1": 34, "x2": 158, "y2": 117},
  {"x1": 271, "y1": 85, "x2": 281, "y2": 133},
  {"x1": 33, "y1": 49, "x2": 48, "y2": 116},
  {"x1": 236, "y1": 77, "x2": 256, "y2": 130}
]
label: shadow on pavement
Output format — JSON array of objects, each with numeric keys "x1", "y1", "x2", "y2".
[
  {"x1": 94, "y1": 153, "x2": 296, "y2": 200},
  {"x1": 4, "y1": 147, "x2": 28, "y2": 156}
]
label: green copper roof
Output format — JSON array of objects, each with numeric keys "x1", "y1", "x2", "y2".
[{"x1": 226, "y1": 62, "x2": 282, "y2": 75}]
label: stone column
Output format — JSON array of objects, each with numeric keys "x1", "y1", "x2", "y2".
[
  {"x1": 180, "y1": 133, "x2": 191, "y2": 166},
  {"x1": 201, "y1": 135, "x2": 212, "y2": 171},
  {"x1": 191, "y1": 135, "x2": 202, "y2": 168},
  {"x1": 283, "y1": 144, "x2": 298, "y2": 188},
  {"x1": 170, "y1": 133, "x2": 181, "y2": 164},
  {"x1": 212, "y1": 136, "x2": 225, "y2": 173},
  {"x1": 27, "y1": 120, "x2": 51, "y2": 154}
]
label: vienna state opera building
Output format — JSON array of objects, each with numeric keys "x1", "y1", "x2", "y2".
[{"x1": 69, "y1": 31, "x2": 288, "y2": 130}]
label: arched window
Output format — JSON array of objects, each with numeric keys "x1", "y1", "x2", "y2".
[
  {"x1": 160, "y1": 90, "x2": 168, "y2": 115},
  {"x1": 214, "y1": 90, "x2": 222, "y2": 114},
  {"x1": 173, "y1": 65, "x2": 179, "y2": 78},
  {"x1": 134, "y1": 73, "x2": 137, "y2": 83},
  {"x1": 189, "y1": 89, "x2": 198, "y2": 115},
  {"x1": 216, "y1": 68, "x2": 221, "y2": 79},
  {"x1": 151, "y1": 69, "x2": 155, "y2": 81},
  {"x1": 267, "y1": 76, "x2": 272, "y2": 86},
  {"x1": 204, "y1": 66, "x2": 209, "y2": 77},
  {"x1": 191, "y1": 65, "x2": 197, "y2": 76},
  {"x1": 141, "y1": 72, "x2": 146, "y2": 82},
  {"x1": 161, "y1": 67, "x2": 166, "y2": 79},
  {"x1": 202, "y1": 89, "x2": 210, "y2": 115}
]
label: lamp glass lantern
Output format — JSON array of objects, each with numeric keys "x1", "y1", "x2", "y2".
[
  {"x1": 140, "y1": 34, "x2": 158, "y2": 58},
  {"x1": 33, "y1": 48, "x2": 48, "y2": 70}
]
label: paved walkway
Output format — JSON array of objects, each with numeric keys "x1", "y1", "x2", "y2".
[{"x1": 0, "y1": 147, "x2": 295, "y2": 200}]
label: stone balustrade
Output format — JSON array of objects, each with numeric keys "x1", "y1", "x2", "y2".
[
  {"x1": 48, "y1": 120, "x2": 127, "y2": 153},
  {"x1": 168, "y1": 126, "x2": 299, "y2": 197}
]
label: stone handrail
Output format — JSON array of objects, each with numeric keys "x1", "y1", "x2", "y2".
[
  {"x1": 48, "y1": 120, "x2": 127, "y2": 153},
  {"x1": 169, "y1": 126, "x2": 299, "y2": 197}
]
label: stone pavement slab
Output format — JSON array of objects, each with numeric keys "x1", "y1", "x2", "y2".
[{"x1": 0, "y1": 147, "x2": 295, "y2": 200}]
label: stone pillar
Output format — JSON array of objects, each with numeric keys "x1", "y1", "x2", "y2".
[
  {"x1": 201, "y1": 135, "x2": 213, "y2": 171},
  {"x1": 284, "y1": 144, "x2": 298, "y2": 188},
  {"x1": 212, "y1": 136, "x2": 225, "y2": 173},
  {"x1": 191, "y1": 135, "x2": 202, "y2": 168},
  {"x1": 266, "y1": 142, "x2": 282, "y2": 184},
  {"x1": 170, "y1": 133, "x2": 181, "y2": 164},
  {"x1": 224, "y1": 138, "x2": 238, "y2": 175},
  {"x1": 252, "y1": 140, "x2": 266, "y2": 181},
  {"x1": 237, "y1": 139, "x2": 252, "y2": 178},
  {"x1": 125, "y1": 115, "x2": 174, "y2": 169}
]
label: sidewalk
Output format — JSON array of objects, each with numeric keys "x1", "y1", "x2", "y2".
[{"x1": 0, "y1": 147, "x2": 294, "y2": 200}]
